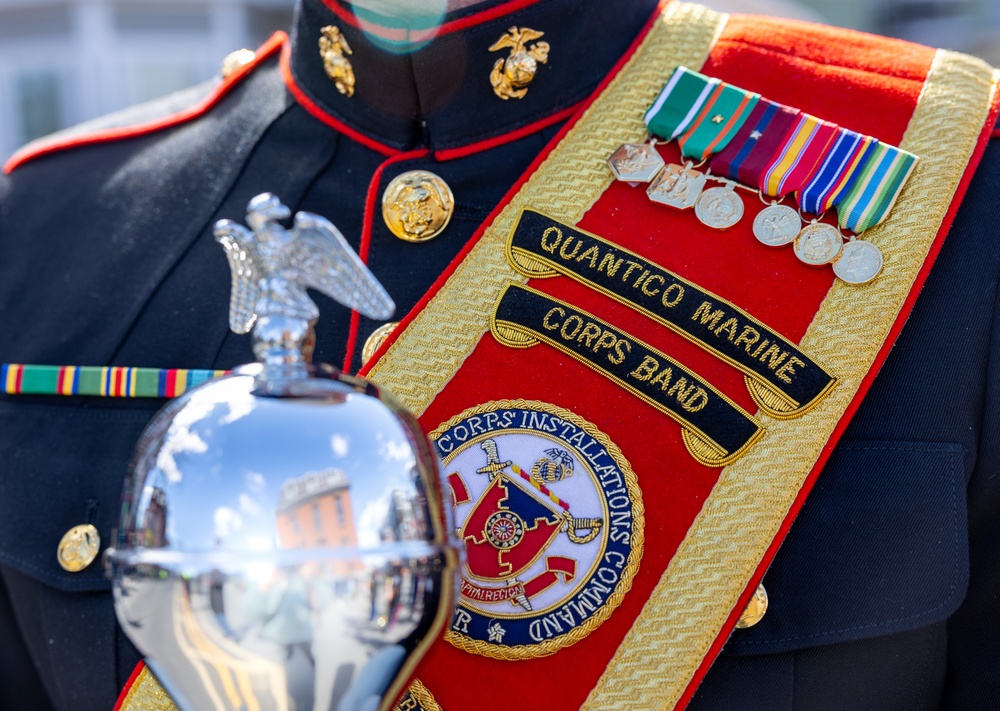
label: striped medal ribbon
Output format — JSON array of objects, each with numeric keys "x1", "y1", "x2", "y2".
[
  {"x1": 641, "y1": 67, "x2": 726, "y2": 211},
  {"x1": 674, "y1": 82, "x2": 759, "y2": 162},
  {"x1": 709, "y1": 99, "x2": 801, "y2": 188},
  {"x1": 610, "y1": 65, "x2": 919, "y2": 284},
  {"x1": 759, "y1": 114, "x2": 841, "y2": 264},
  {"x1": 1, "y1": 364, "x2": 228, "y2": 398},
  {"x1": 798, "y1": 129, "x2": 878, "y2": 215},
  {"x1": 760, "y1": 113, "x2": 839, "y2": 199},
  {"x1": 828, "y1": 142, "x2": 918, "y2": 285},
  {"x1": 644, "y1": 66, "x2": 721, "y2": 140},
  {"x1": 837, "y1": 142, "x2": 918, "y2": 233},
  {"x1": 676, "y1": 79, "x2": 760, "y2": 230},
  {"x1": 710, "y1": 99, "x2": 804, "y2": 245},
  {"x1": 608, "y1": 66, "x2": 720, "y2": 189}
]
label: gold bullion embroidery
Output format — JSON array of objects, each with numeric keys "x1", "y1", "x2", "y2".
[
  {"x1": 367, "y1": 4, "x2": 996, "y2": 708},
  {"x1": 585, "y1": 48, "x2": 1000, "y2": 711},
  {"x1": 395, "y1": 679, "x2": 444, "y2": 711},
  {"x1": 433, "y1": 399, "x2": 644, "y2": 660},
  {"x1": 118, "y1": 666, "x2": 178, "y2": 711}
]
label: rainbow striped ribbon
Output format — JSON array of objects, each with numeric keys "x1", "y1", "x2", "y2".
[
  {"x1": 643, "y1": 67, "x2": 918, "y2": 233},
  {"x1": 1, "y1": 364, "x2": 229, "y2": 398},
  {"x1": 837, "y1": 142, "x2": 918, "y2": 233},
  {"x1": 644, "y1": 66, "x2": 721, "y2": 140},
  {"x1": 797, "y1": 129, "x2": 878, "y2": 215},
  {"x1": 761, "y1": 114, "x2": 839, "y2": 198}
]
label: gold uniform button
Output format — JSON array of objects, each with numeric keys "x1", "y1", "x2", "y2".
[
  {"x1": 735, "y1": 583, "x2": 768, "y2": 629},
  {"x1": 382, "y1": 170, "x2": 455, "y2": 243},
  {"x1": 362, "y1": 322, "x2": 399, "y2": 366},
  {"x1": 57, "y1": 523, "x2": 101, "y2": 572},
  {"x1": 221, "y1": 48, "x2": 256, "y2": 78}
]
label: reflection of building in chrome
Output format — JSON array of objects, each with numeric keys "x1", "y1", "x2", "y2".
[
  {"x1": 276, "y1": 468, "x2": 357, "y2": 550},
  {"x1": 144, "y1": 486, "x2": 169, "y2": 548},
  {"x1": 384, "y1": 487, "x2": 420, "y2": 542}
]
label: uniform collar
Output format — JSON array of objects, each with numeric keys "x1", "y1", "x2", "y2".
[{"x1": 285, "y1": 0, "x2": 662, "y2": 154}]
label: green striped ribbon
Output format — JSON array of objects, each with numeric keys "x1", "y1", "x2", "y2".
[
  {"x1": 644, "y1": 66, "x2": 721, "y2": 140},
  {"x1": 1, "y1": 364, "x2": 229, "y2": 398},
  {"x1": 837, "y1": 143, "x2": 918, "y2": 233},
  {"x1": 676, "y1": 84, "x2": 760, "y2": 161}
]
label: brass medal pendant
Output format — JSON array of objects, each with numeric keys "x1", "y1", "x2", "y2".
[
  {"x1": 608, "y1": 143, "x2": 666, "y2": 183},
  {"x1": 753, "y1": 203, "x2": 800, "y2": 247},
  {"x1": 694, "y1": 181, "x2": 744, "y2": 230},
  {"x1": 833, "y1": 239, "x2": 883, "y2": 284},
  {"x1": 793, "y1": 222, "x2": 844, "y2": 265},
  {"x1": 647, "y1": 162, "x2": 706, "y2": 209}
]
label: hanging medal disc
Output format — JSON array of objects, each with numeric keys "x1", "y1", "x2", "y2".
[
  {"x1": 752, "y1": 204, "x2": 800, "y2": 247},
  {"x1": 694, "y1": 184, "x2": 743, "y2": 230},
  {"x1": 793, "y1": 222, "x2": 843, "y2": 265},
  {"x1": 833, "y1": 239, "x2": 883, "y2": 284}
]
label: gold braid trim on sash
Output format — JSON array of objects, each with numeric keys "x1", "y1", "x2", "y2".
[
  {"x1": 366, "y1": 3, "x2": 728, "y2": 408},
  {"x1": 395, "y1": 679, "x2": 444, "y2": 710},
  {"x1": 117, "y1": 666, "x2": 179, "y2": 711},
  {"x1": 582, "y1": 52, "x2": 1000, "y2": 711}
]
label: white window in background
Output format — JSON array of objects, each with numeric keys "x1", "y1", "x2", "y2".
[
  {"x1": 114, "y1": 2, "x2": 213, "y2": 105},
  {"x1": 124, "y1": 62, "x2": 202, "y2": 105},
  {"x1": 16, "y1": 69, "x2": 64, "y2": 145}
]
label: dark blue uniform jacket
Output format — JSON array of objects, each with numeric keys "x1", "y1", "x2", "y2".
[{"x1": 0, "y1": 1, "x2": 997, "y2": 709}]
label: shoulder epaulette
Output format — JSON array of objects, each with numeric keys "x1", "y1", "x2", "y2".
[{"x1": 2, "y1": 32, "x2": 286, "y2": 174}]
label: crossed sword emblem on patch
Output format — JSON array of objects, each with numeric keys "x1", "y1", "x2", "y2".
[{"x1": 449, "y1": 439, "x2": 603, "y2": 612}]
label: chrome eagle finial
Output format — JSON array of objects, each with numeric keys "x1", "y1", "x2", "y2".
[
  {"x1": 214, "y1": 193, "x2": 394, "y2": 368},
  {"x1": 108, "y1": 194, "x2": 458, "y2": 711}
]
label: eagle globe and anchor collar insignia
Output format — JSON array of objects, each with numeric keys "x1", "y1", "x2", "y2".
[{"x1": 433, "y1": 401, "x2": 642, "y2": 658}]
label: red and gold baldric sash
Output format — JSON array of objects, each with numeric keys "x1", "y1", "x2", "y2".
[{"x1": 363, "y1": 4, "x2": 1000, "y2": 711}]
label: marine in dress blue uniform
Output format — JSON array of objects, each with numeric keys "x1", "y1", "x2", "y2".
[{"x1": 0, "y1": 1, "x2": 997, "y2": 709}]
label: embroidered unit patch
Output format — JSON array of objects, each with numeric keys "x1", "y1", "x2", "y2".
[{"x1": 433, "y1": 400, "x2": 644, "y2": 659}]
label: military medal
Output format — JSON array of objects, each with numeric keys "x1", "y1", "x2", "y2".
[
  {"x1": 694, "y1": 181, "x2": 744, "y2": 230},
  {"x1": 827, "y1": 142, "x2": 916, "y2": 283},
  {"x1": 832, "y1": 238, "x2": 883, "y2": 284},
  {"x1": 646, "y1": 161, "x2": 706, "y2": 209},
  {"x1": 639, "y1": 67, "x2": 759, "y2": 217},
  {"x1": 608, "y1": 142, "x2": 666, "y2": 183},
  {"x1": 614, "y1": 65, "x2": 917, "y2": 284},
  {"x1": 752, "y1": 202, "x2": 800, "y2": 246},
  {"x1": 793, "y1": 221, "x2": 843, "y2": 265}
]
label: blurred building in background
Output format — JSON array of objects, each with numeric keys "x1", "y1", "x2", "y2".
[
  {"x1": 0, "y1": 0, "x2": 293, "y2": 161},
  {"x1": 1, "y1": 0, "x2": 998, "y2": 162}
]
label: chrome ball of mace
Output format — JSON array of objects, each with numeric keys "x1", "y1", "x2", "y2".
[{"x1": 106, "y1": 194, "x2": 458, "y2": 711}]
